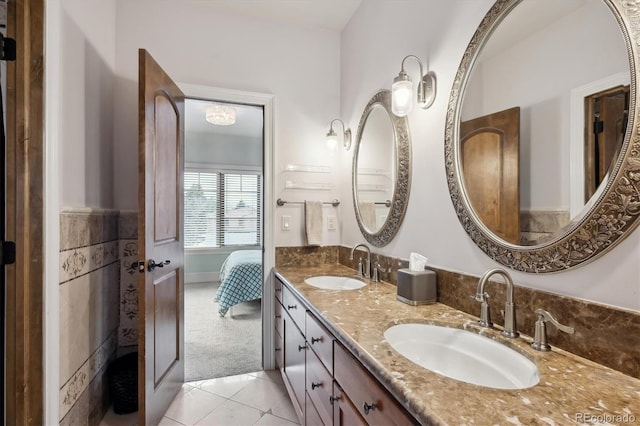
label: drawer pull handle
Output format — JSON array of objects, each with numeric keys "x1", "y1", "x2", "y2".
[
  {"x1": 329, "y1": 396, "x2": 340, "y2": 405},
  {"x1": 275, "y1": 288, "x2": 282, "y2": 292},
  {"x1": 363, "y1": 402, "x2": 377, "y2": 415},
  {"x1": 275, "y1": 347, "x2": 281, "y2": 352},
  {"x1": 298, "y1": 345, "x2": 307, "y2": 351},
  {"x1": 275, "y1": 315, "x2": 281, "y2": 319},
  {"x1": 311, "y1": 337, "x2": 322, "y2": 344},
  {"x1": 287, "y1": 304, "x2": 297, "y2": 310},
  {"x1": 311, "y1": 382, "x2": 322, "y2": 390}
]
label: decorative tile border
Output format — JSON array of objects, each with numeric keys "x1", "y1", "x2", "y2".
[
  {"x1": 119, "y1": 239, "x2": 139, "y2": 349},
  {"x1": 59, "y1": 240, "x2": 118, "y2": 283},
  {"x1": 60, "y1": 209, "x2": 119, "y2": 251},
  {"x1": 59, "y1": 331, "x2": 117, "y2": 421}
]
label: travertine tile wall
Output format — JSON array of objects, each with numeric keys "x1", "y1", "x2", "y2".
[{"x1": 59, "y1": 210, "x2": 120, "y2": 425}]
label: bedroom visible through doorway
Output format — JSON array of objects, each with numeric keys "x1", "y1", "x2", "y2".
[{"x1": 183, "y1": 98, "x2": 264, "y2": 381}]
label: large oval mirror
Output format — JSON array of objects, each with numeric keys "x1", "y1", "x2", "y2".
[
  {"x1": 445, "y1": 0, "x2": 640, "y2": 272},
  {"x1": 353, "y1": 90, "x2": 411, "y2": 247}
]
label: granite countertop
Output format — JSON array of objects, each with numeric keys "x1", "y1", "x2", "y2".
[{"x1": 275, "y1": 264, "x2": 640, "y2": 426}]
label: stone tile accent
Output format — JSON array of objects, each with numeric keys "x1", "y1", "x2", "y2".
[
  {"x1": 59, "y1": 210, "x2": 120, "y2": 425},
  {"x1": 119, "y1": 239, "x2": 138, "y2": 350},
  {"x1": 59, "y1": 240, "x2": 118, "y2": 283},
  {"x1": 59, "y1": 331, "x2": 117, "y2": 422},
  {"x1": 275, "y1": 246, "x2": 339, "y2": 267}
]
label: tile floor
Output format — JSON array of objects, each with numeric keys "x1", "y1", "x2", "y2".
[{"x1": 100, "y1": 370, "x2": 300, "y2": 426}]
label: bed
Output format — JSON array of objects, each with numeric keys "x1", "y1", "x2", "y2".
[{"x1": 214, "y1": 249, "x2": 263, "y2": 317}]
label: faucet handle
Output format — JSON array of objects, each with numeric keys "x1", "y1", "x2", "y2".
[
  {"x1": 472, "y1": 292, "x2": 493, "y2": 328},
  {"x1": 372, "y1": 261, "x2": 386, "y2": 282},
  {"x1": 531, "y1": 308, "x2": 574, "y2": 351}
]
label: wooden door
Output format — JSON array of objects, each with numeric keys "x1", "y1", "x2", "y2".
[
  {"x1": 584, "y1": 85, "x2": 629, "y2": 200},
  {"x1": 138, "y1": 49, "x2": 185, "y2": 426},
  {"x1": 460, "y1": 107, "x2": 520, "y2": 244}
]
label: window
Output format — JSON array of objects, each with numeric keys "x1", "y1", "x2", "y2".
[{"x1": 184, "y1": 169, "x2": 262, "y2": 248}]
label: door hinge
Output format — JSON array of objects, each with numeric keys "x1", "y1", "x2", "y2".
[
  {"x1": 0, "y1": 241, "x2": 16, "y2": 265},
  {"x1": 0, "y1": 34, "x2": 16, "y2": 61}
]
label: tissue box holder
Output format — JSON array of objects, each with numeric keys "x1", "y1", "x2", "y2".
[{"x1": 397, "y1": 268, "x2": 437, "y2": 305}]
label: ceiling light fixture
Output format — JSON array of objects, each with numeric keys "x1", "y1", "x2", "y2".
[
  {"x1": 205, "y1": 104, "x2": 236, "y2": 126},
  {"x1": 326, "y1": 119, "x2": 352, "y2": 151},
  {"x1": 391, "y1": 55, "x2": 436, "y2": 117}
]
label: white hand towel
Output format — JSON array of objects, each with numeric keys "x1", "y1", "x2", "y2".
[
  {"x1": 305, "y1": 201, "x2": 323, "y2": 246},
  {"x1": 358, "y1": 201, "x2": 377, "y2": 231}
]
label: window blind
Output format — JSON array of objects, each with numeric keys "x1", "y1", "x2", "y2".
[{"x1": 184, "y1": 170, "x2": 262, "y2": 248}]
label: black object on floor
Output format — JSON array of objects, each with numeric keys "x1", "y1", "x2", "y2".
[{"x1": 108, "y1": 352, "x2": 138, "y2": 414}]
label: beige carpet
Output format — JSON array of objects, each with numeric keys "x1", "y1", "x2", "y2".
[{"x1": 185, "y1": 281, "x2": 262, "y2": 381}]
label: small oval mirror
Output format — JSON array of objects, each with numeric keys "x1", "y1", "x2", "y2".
[{"x1": 353, "y1": 90, "x2": 411, "y2": 247}]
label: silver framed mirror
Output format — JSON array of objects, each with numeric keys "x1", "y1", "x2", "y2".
[
  {"x1": 353, "y1": 90, "x2": 411, "y2": 247},
  {"x1": 445, "y1": 0, "x2": 640, "y2": 273}
]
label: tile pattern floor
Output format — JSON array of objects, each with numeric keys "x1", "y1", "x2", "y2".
[{"x1": 100, "y1": 370, "x2": 300, "y2": 426}]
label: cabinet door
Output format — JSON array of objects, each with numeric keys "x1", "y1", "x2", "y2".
[
  {"x1": 306, "y1": 348, "x2": 332, "y2": 425},
  {"x1": 334, "y1": 343, "x2": 416, "y2": 425},
  {"x1": 305, "y1": 391, "x2": 325, "y2": 426},
  {"x1": 332, "y1": 382, "x2": 366, "y2": 426},
  {"x1": 284, "y1": 315, "x2": 307, "y2": 417}
]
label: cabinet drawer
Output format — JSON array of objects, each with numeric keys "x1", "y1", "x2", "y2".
[
  {"x1": 275, "y1": 277, "x2": 283, "y2": 303},
  {"x1": 275, "y1": 299, "x2": 284, "y2": 337},
  {"x1": 334, "y1": 343, "x2": 415, "y2": 425},
  {"x1": 306, "y1": 349, "x2": 333, "y2": 426},
  {"x1": 332, "y1": 382, "x2": 366, "y2": 426},
  {"x1": 282, "y1": 284, "x2": 306, "y2": 332},
  {"x1": 306, "y1": 311, "x2": 334, "y2": 374}
]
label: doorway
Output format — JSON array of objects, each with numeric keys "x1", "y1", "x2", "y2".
[{"x1": 183, "y1": 97, "x2": 265, "y2": 381}]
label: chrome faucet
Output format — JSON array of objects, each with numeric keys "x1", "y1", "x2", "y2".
[
  {"x1": 474, "y1": 268, "x2": 519, "y2": 338},
  {"x1": 349, "y1": 243, "x2": 371, "y2": 278}
]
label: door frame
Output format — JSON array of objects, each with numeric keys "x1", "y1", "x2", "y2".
[
  {"x1": 569, "y1": 71, "x2": 630, "y2": 217},
  {"x1": 178, "y1": 83, "x2": 276, "y2": 370},
  {"x1": 5, "y1": 0, "x2": 47, "y2": 424}
]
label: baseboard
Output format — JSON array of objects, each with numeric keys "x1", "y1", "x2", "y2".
[{"x1": 186, "y1": 272, "x2": 219, "y2": 284}]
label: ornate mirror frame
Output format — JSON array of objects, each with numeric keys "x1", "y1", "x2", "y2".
[
  {"x1": 445, "y1": 0, "x2": 640, "y2": 273},
  {"x1": 353, "y1": 90, "x2": 412, "y2": 247}
]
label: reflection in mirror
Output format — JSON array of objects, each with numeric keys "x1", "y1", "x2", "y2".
[
  {"x1": 459, "y1": 0, "x2": 629, "y2": 245},
  {"x1": 353, "y1": 90, "x2": 411, "y2": 247},
  {"x1": 445, "y1": 0, "x2": 640, "y2": 273},
  {"x1": 355, "y1": 105, "x2": 395, "y2": 233}
]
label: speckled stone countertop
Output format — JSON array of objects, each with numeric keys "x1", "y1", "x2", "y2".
[{"x1": 275, "y1": 264, "x2": 640, "y2": 426}]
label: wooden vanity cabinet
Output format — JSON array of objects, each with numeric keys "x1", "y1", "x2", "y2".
[{"x1": 274, "y1": 276, "x2": 417, "y2": 426}]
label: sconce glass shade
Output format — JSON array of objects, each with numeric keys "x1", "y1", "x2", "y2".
[
  {"x1": 326, "y1": 119, "x2": 352, "y2": 151},
  {"x1": 392, "y1": 75, "x2": 414, "y2": 117},
  {"x1": 206, "y1": 105, "x2": 236, "y2": 126},
  {"x1": 326, "y1": 128, "x2": 339, "y2": 151},
  {"x1": 392, "y1": 55, "x2": 437, "y2": 117}
]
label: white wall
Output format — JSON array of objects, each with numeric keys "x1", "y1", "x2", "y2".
[
  {"x1": 113, "y1": 0, "x2": 342, "y2": 247},
  {"x1": 59, "y1": 0, "x2": 116, "y2": 209},
  {"x1": 340, "y1": 0, "x2": 640, "y2": 311}
]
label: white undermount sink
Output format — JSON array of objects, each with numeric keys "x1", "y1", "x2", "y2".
[
  {"x1": 304, "y1": 275, "x2": 366, "y2": 290},
  {"x1": 384, "y1": 323, "x2": 539, "y2": 390}
]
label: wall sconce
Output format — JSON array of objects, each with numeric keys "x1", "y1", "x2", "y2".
[
  {"x1": 391, "y1": 55, "x2": 436, "y2": 117},
  {"x1": 326, "y1": 119, "x2": 352, "y2": 151}
]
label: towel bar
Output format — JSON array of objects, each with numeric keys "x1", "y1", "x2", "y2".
[{"x1": 276, "y1": 198, "x2": 340, "y2": 207}]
